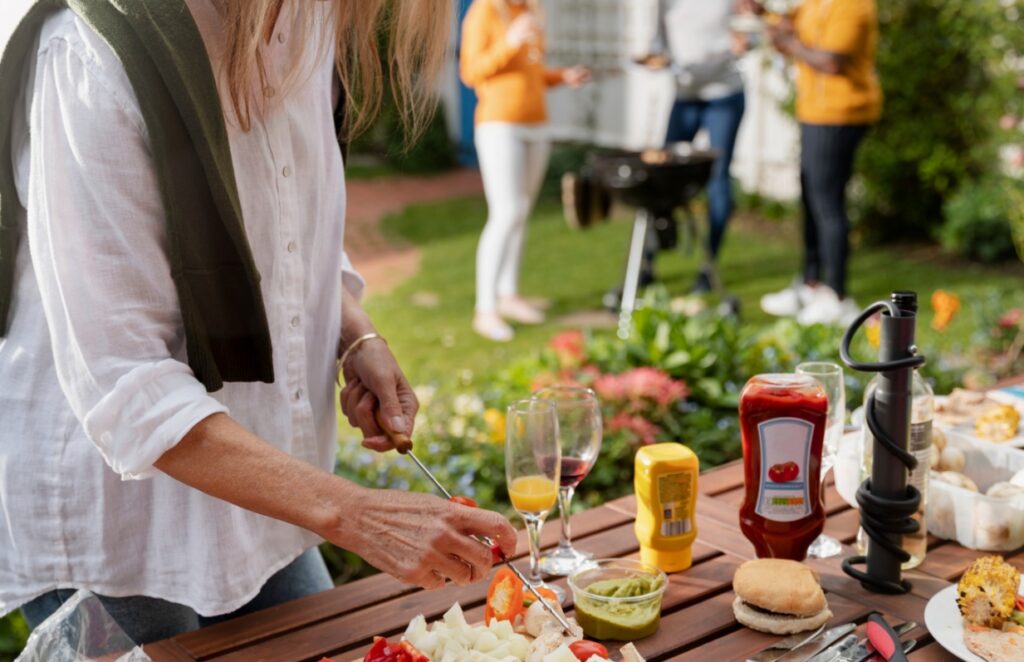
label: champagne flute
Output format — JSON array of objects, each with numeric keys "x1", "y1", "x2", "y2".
[
  {"x1": 797, "y1": 361, "x2": 846, "y2": 559},
  {"x1": 505, "y1": 398, "x2": 563, "y2": 601},
  {"x1": 535, "y1": 386, "x2": 602, "y2": 576}
]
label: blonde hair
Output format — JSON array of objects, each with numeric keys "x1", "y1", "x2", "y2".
[{"x1": 219, "y1": 1, "x2": 451, "y2": 139}]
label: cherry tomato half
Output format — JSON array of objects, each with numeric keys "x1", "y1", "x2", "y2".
[
  {"x1": 449, "y1": 495, "x2": 479, "y2": 508},
  {"x1": 569, "y1": 640, "x2": 610, "y2": 661}
]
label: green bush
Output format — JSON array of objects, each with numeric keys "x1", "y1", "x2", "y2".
[
  {"x1": 0, "y1": 611, "x2": 28, "y2": 662},
  {"x1": 350, "y1": 103, "x2": 456, "y2": 175},
  {"x1": 940, "y1": 177, "x2": 1020, "y2": 262},
  {"x1": 855, "y1": 0, "x2": 1023, "y2": 242}
]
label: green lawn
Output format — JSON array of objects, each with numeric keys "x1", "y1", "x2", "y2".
[{"x1": 366, "y1": 194, "x2": 1023, "y2": 389}]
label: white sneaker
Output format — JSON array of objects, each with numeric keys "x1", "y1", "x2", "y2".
[
  {"x1": 473, "y1": 312, "x2": 514, "y2": 342},
  {"x1": 797, "y1": 286, "x2": 860, "y2": 326},
  {"x1": 760, "y1": 279, "x2": 814, "y2": 317},
  {"x1": 497, "y1": 297, "x2": 545, "y2": 325}
]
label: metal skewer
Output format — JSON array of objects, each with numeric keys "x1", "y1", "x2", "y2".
[{"x1": 381, "y1": 421, "x2": 575, "y2": 635}]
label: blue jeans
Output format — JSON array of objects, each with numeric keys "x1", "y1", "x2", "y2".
[
  {"x1": 20, "y1": 547, "x2": 332, "y2": 645},
  {"x1": 664, "y1": 91, "x2": 746, "y2": 259}
]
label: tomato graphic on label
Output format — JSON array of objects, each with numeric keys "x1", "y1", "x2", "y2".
[{"x1": 768, "y1": 461, "x2": 800, "y2": 483}]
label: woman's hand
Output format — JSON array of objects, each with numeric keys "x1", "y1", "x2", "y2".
[
  {"x1": 767, "y1": 19, "x2": 798, "y2": 56},
  {"x1": 330, "y1": 487, "x2": 518, "y2": 589},
  {"x1": 340, "y1": 338, "x2": 418, "y2": 453},
  {"x1": 635, "y1": 53, "x2": 671, "y2": 70},
  {"x1": 562, "y1": 66, "x2": 592, "y2": 87},
  {"x1": 506, "y1": 13, "x2": 542, "y2": 49}
]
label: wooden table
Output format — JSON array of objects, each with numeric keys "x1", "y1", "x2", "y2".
[{"x1": 146, "y1": 461, "x2": 1006, "y2": 662}]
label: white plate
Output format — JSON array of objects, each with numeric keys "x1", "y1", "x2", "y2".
[{"x1": 925, "y1": 579, "x2": 1024, "y2": 661}]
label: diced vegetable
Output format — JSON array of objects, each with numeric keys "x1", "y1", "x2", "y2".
[
  {"x1": 569, "y1": 641, "x2": 610, "y2": 661},
  {"x1": 523, "y1": 586, "x2": 560, "y2": 608},
  {"x1": 485, "y1": 567, "x2": 525, "y2": 623}
]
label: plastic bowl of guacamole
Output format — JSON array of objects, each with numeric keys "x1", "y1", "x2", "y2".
[{"x1": 568, "y1": 559, "x2": 667, "y2": 641}]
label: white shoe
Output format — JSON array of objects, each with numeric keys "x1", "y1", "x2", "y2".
[
  {"x1": 473, "y1": 312, "x2": 514, "y2": 342},
  {"x1": 796, "y1": 287, "x2": 860, "y2": 326},
  {"x1": 760, "y1": 279, "x2": 814, "y2": 317},
  {"x1": 497, "y1": 297, "x2": 545, "y2": 325}
]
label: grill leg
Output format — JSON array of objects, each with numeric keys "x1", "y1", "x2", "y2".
[{"x1": 618, "y1": 209, "x2": 650, "y2": 339}]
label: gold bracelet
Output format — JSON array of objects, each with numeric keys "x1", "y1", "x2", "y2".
[{"x1": 336, "y1": 332, "x2": 385, "y2": 385}]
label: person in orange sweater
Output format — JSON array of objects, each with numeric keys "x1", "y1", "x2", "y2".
[
  {"x1": 752, "y1": 0, "x2": 882, "y2": 326},
  {"x1": 461, "y1": 0, "x2": 589, "y2": 342}
]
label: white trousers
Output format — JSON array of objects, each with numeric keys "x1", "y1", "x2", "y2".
[{"x1": 474, "y1": 122, "x2": 551, "y2": 313}]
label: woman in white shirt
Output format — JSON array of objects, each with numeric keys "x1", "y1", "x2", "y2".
[{"x1": 0, "y1": 0, "x2": 516, "y2": 644}]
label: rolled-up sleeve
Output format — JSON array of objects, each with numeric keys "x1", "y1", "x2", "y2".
[
  {"x1": 341, "y1": 250, "x2": 365, "y2": 301},
  {"x1": 25, "y1": 34, "x2": 226, "y2": 480}
]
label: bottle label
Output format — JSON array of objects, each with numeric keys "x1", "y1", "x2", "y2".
[
  {"x1": 755, "y1": 417, "x2": 814, "y2": 522},
  {"x1": 657, "y1": 471, "x2": 693, "y2": 537}
]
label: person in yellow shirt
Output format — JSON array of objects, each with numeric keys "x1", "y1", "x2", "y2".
[
  {"x1": 461, "y1": 0, "x2": 589, "y2": 342},
  {"x1": 754, "y1": 0, "x2": 882, "y2": 325}
]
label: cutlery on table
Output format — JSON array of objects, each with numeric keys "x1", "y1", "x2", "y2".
[
  {"x1": 808, "y1": 621, "x2": 916, "y2": 662},
  {"x1": 746, "y1": 624, "x2": 827, "y2": 662},
  {"x1": 775, "y1": 623, "x2": 857, "y2": 662}
]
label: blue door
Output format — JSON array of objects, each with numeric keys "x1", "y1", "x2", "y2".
[{"x1": 456, "y1": 0, "x2": 478, "y2": 165}]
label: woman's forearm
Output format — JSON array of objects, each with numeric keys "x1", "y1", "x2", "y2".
[
  {"x1": 154, "y1": 412, "x2": 359, "y2": 538},
  {"x1": 790, "y1": 41, "x2": 848, "y2": 75},
  {"x1": 339, "y1": 285, "x2": 378, "y2": 357}
]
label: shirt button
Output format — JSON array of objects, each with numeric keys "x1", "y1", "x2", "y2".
[
  {"x1": 277, "y1": 32, "x2": 286, "y2": 44},
  {"x1": 290, "y1": 315, "x2": 301, "y2": 328},
  {"x1": 294, "y1": 389, "x2": 304, "y2": 401},
  {"x1": 282, "y1": 165, "x2": 292, "y2": 178},
  {"x1": 286, "y1": 240, "x2": 297, "y2": 253}
]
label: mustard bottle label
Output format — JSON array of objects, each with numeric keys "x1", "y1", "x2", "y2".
[{"x1": 656, "y1": 471, "x2": 693, "y2": 537}]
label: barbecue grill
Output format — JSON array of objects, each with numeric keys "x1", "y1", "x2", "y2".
[{"x1": 588, "y1": 143, "x2": 734, "y2": 338}]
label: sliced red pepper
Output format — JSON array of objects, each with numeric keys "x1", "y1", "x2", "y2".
[
  {"x1": 569, "y1": 640, "x2": 609, "y2": 661},
  {"x1": 397, "y1": 640, "x2": 429, "y2": 662},
  {"x1": 1017, "y1": 594, "x2": 1024, "y2": 612},
  {"x1": 484, "y1": 566, "x2": 525, "y2": 623},
  {"x1": 363, "y1": 637, "x2": 398, "y2": 662},
  {"x1": 449, "y1": 495, "x2": 479, "y2": 508}
]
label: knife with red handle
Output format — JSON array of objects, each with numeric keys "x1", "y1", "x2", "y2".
[{"x1": 866, "y1": 613, "x2": 909, "y2": 662}]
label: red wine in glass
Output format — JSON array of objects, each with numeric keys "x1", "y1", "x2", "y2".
[{"x1": 544, "y1": 456, "x2": 593, "y2": 488}]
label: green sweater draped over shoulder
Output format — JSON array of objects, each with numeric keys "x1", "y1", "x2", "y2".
[{"x1": 0, "y1": 0, "x2": 273, "y2": 392}]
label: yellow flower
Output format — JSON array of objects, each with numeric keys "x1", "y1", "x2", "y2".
[
  {"x1": 866, "y1": 316, "x2": 881, "y2": 349},
  {"x1": 931, "y1": 290, "x2": 961, "y2": 332},
  {"x1": 483, "y1": 408, "x2": 506, "y2": 444}
]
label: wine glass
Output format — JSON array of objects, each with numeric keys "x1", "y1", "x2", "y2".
[
  {"x1": 797, "y1": 361, "x2": 846, "y2": 559},
  {"x1": 534, "y1": 386, "x2": 602, "y2": 576},
  {"x1": 505, "y1": 398, "x2": 564, "y2": 601}
]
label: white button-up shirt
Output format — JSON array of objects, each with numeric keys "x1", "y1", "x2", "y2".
[{"x1": 0, "y1": 0, "x2": 361, "y2": 616}]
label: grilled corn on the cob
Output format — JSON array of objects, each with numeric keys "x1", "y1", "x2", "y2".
[{"x1": 958, "y1": 556, "x2": 1021, "y2": 628}]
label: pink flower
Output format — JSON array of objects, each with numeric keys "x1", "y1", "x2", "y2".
[
  {"x1": 608, "y1": 413, "x2": 660, "y2": 446},
  {"x1": 999, "y1": 309, "x2": 1023, "y2": 329},
  {"x1": 594, "y1": 367, "x2": 689, "y2": 411},
  {"x1": 550, "y1": 330, "x2": 586, "y2": 368}
]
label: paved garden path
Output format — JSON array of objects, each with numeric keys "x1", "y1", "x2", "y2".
[{"x1": 344, "y1": 168, "x2": 483, "y2": 294}]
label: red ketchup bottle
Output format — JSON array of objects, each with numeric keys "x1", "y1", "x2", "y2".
[{"x1": 739, "y1": 374, "x2": 828, "y2": 560}]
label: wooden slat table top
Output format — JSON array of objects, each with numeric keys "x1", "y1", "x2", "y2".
[{"x1": 149, "y1": 461, "x2": 1013, "y2": 662}]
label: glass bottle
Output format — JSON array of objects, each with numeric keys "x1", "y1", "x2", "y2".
[{"x1": 857, "y1": 370, "x2": 934, "y2": 569}]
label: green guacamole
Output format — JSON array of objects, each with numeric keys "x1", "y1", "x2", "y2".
[{"x1": 574, "y1": 576, "x2": 664, "y2": 641}]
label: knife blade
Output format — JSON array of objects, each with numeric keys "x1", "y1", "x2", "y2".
[
  {"x1": 775, "y1": 623, "x2": 857, "y2": 662},
  {"x1": 379, "y1": 421, "x2": 576, "y2": 636},
  {"x1": 804, "y1": 634, "x2": 858, "y2": 662},
  {"x1": 823, "y1": 622, "x2": 916, "y2": 662},
  {"x1": 746, "y1": 624, "x2": 827, "y2": 662}
]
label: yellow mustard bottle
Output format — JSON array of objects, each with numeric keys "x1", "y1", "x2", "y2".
[{"x1": 634, "y1": 443, "x2": 699, "y2": 573}]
